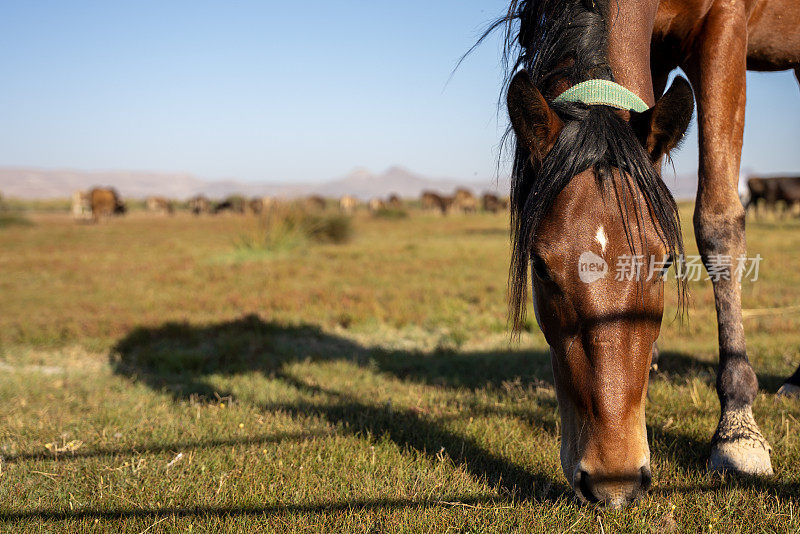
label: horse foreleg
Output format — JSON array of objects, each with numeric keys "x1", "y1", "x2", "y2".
[{"x1": 684, "y1": 7, "x2": 773, "y2": 476}]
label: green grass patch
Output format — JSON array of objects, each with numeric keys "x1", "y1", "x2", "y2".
[
  {"x1": 372, "y1": 207, "x2": 409, "y2": 219},
  {"x1": 0, "y1": 208, "x2": 799, "y2": 531},
  {"x1": 0, "y1": 213, "x2": 34, "y2": 228}
]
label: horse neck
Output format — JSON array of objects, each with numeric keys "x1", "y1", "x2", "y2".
[{"x1": 605, "y1": 0, "x2": 660, "y2": 106}]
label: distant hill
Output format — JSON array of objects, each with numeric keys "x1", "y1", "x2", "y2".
[
  {"x1": 0, "y1": 165, "x2": 698, "y2": 201},
  {"x1": 0, "y1": 168, "x2": 207, "y2": 200},
  {"x1": 0, "y1": 166, "x2": 507, "y2": 201}
]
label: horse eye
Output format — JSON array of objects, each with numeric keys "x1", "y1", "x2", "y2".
[{"x1": 532, "y1": 254, "x2": 552, "y2": 281}]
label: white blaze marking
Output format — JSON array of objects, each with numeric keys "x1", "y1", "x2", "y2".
[{"x1": 595, "y1": 226, "x2": 608, "y2": 254}]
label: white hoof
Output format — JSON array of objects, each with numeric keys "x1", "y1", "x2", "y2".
[
  {"x1": 777, "y1": 382, "x2": 800, "y2": 398},
  {"x1": 708, "y1": 407, "x2": 773, "y2": 476},
  {"x1": 709, "y1": 439, "x2": 773, "y2": 476}
]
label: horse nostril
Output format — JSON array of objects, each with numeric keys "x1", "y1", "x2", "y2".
[
  {"x1": 575, "y1": 469, "x2": 599, "y2": 503},
  {"x1": 640, "y1": 466, "x2": 652, "y2": 493}
]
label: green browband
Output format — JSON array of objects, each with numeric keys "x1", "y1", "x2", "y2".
[{"x1": 553, "y1": 79, "x2": 649, "y2": 112}]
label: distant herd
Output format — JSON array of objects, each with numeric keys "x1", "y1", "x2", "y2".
[
  {"x1": 745, "y1": 176, "x2": 800, "y2": 217},
  {"x1": 69, "y1": 177, "x2": 800, "y2": 222},
  {"x1": 70, "y1": 187, "x2": 511, "y2": 221}
]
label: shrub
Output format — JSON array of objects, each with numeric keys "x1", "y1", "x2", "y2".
[
  {"x1": 304, "y1": 213, "x2": 352, "y2": 244},
  {"x1": 236, "y1": 203, "x2": 352, "y2": 253}
]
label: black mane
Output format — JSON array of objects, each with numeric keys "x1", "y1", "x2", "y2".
[{"x1": 481, "y1": 0, "x2": 685, "y2": 331}]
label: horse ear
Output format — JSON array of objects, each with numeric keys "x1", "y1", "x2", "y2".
[
  {"x1": 631, "y1": 76, "x2": 694, "y2": 162},
  {"x1": 507, "y1": 70, "x2": 563, "y2": 161}
]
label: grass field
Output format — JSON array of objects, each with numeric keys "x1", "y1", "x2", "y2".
[{"x1": 1, "y1": 207, "x2": 800, "y2": 532}]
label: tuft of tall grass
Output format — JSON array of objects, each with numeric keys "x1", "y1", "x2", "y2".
[
  {"x1": 237, "y1": 203, "x2": 352, "y2": 253},
  {"x1": 304, "y1": 213, "x2": 352, "y2": 243}
]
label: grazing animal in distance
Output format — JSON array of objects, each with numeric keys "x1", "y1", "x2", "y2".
[
  {"x1": 248, "y1": 197, "x2": 267, "y2": 215},
  {"x1": 214, "y1": 196, "x2": 246, "y2": 215},
  {"x1": 746, "y1": 177, "x2": 780, "y2": 216},
  {"x1": 387, "y1": 194, "x2": 403, "y2": 209},
  {"x1": 89, "y1": 188, "x2": 126, "y2": 221},
  {"x1": 776, "y1": 178, "x2": 800, "y2": 215},
  {"x1": 420, "y1": 191, "x2": 439, "y2": 212},
  {"x1": 305, "y1": 195, "x2": 327, "y2": 211},
  {"x1": 145, "y1": 196, "x2": 174, "y2": 215},
  {"x1": 453, "y1": 188, "x2": 478, "y2": 213},
  {"x1": 368, "y1": 197, "x2": 386, "y2": 212},
  {"x1": 339, "y1": 195, "x2": 359, "y2": 214},
  {"x1": 71, "y1": 191, "x2": 92, "y2": 221},
  {"x1": 481, "y1": 193, "x2": 508, "y2": 214},
  {"x1": 188, "y1": 195, "x2": 211, "y2": 215},
  {"x1": 420, "y1": 191, "x2": 452, "y2": 215},
  {"x1": 747, "y1": 176, "x2": 800, "y2": 217}
]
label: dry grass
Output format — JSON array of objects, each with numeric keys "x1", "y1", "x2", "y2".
[{"x1": 0, "y1": 207, "x2": 799, "y2": 532}]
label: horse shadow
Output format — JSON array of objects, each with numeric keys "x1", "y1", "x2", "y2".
[
  {"x1": 655, "y1": 349, "x2": 791, "y2": 394},
  {"x1": 109, "y1": 314, "x2": 566, "y2": 502},
  {"x1": 87, "y1": 314, "x2": 795, "y2": 507}
]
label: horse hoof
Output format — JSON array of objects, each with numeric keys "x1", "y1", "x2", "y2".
[
  {"x1": 708, "y1": 407, "x2": 773, "y2": 476},
  {"x1": 709, "y1": 440, "x2": 773, "y2": 475},
  {"x1": 776, "y1": 382, "x2": 800, "y2": 398}
]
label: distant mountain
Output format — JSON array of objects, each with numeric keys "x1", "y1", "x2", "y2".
[
  {"x1": 0, "y1": 168, "x2": 207, "y2": 200},
  {"x1": 0, "y1": 165, "x2": 506, "y2": 201},
  {"x1": 0, "y1": 165, "x2": 697, "y2": 201},
  {"x1": 314, "y1": 166, "x2": 505, "y2": 200}
]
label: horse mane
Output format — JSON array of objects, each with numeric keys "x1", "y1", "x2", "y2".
[{"x1": 477, "y1": 0, "x2": 686, "y2": 331}]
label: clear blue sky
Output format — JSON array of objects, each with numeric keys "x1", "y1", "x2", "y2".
[{"x1": 1, "y1": 1, "x2": 798, "y2": 184}]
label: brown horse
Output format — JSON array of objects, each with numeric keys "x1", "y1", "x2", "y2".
[
  {"x1": 746, "y1": 176, "x2": 800, "y2": 217},
  {"x1": 489, "y1": 0, "x2": 799, "y2": 506},
  {"x1": 420, "y1": 190, "x2": 453, "y2": 215},
  {"x1": 188, "y1": 195, "x2": 212, "y2": 215},
  {"x1": 453, "y1": 188, "x2": 479, "y2": 213},
  {"x1": 145, "y1": 196, "x2": 174, "y2": 215},
  {"x1": 482, "y1": 192, "x2": 509, "y2": 213},
  {"x1": 89, "y1": 187, "x2": 126, "y2": 221}
]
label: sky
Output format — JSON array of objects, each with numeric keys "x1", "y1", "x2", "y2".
[{"x1": 1, "y1": 0, "x2": 798, "y2": 185}]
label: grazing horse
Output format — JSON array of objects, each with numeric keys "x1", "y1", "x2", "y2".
[
  {"x1": 90, "y1": 187, "x2": 126, "y2": 221},
  {"x1": 776, "y1": 178, "x2": 800, "y2": 215},
  {"x1": 368, "y1": 197, "x2": 386, "y2": 212},
  {"x1": 188, "y1": 195, "x2": 212, "y2": 215},
  {"x1": 490, "y1": 0, "x2": 799, "y2": 506},
  {"x1": 305, "y1": 195, "x2": 327, "y2": 211},
  {"x1": 387, "y1": 193, "x2": 404, "y2": 209},
  {"x1": 145, "y1": 196, "x2": 174, "y2": 215},
  {"x1": 420, "y1": 191, "x2": 453, "y2": 215},
  {"x1": 746, "y1": 177, "x2": 779, "y2": 217},
  {"x1": 339, "y1": 195, "x2": 359, "y2": 214},
  {"x1": 481, "y1": 192, "x2": 508, "y2": 213},
  {"x1": 71, "y1": 190, "x2": 92, "y2": 221},
  {"x1": 453, "y1": 188, "x2": 479, "y2": 213},
  {"x1": 746, "y1": 176, "x2": 800, "y2": 217},
  {"x1": 213, "y1": 196, "x2": 246, "y2": 215}
]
